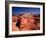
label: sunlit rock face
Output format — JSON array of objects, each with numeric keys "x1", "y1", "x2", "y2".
[{"x1": 12, "y1": 13, "x2": 40, "y2": 31}]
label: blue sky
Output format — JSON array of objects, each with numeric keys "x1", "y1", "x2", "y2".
[{"x1": 12, "y1": 7, "x2": 40, "y2": 15}]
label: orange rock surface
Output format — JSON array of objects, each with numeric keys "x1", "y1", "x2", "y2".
[{"x1": 12, "y1": 13, "x2": 40, "y2": 31}]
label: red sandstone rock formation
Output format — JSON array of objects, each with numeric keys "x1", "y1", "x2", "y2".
[{"x1": 12, "y1": 13, "x2": 40, "y2": 31}]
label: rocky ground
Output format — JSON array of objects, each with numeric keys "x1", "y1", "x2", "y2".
[{"x1": 12, "y1": 13, "x2": 40, "y2": 31}]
